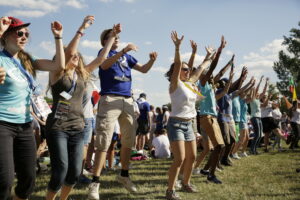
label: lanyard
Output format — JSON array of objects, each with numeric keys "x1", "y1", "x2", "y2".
[
  {"x1": 67, "y1": 70, "x2": 77, "y2": 95},
  {"x1": 2, "y1": 50, "x2": 36, "y2": 91},
  {"x1": 183, "y1": 81, "x2": 204, "y2": 97}
]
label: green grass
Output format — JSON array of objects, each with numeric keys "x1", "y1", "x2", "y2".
[{"x1": 30, "y1": 147, "x2": 300, "y2": 200}]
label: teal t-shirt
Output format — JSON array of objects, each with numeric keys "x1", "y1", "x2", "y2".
[
  {"x1": 0, "y1": 51, "x2": 33, "y2": 123},
  {"x1": 240, "y1": 98, "x2": 248, "y2": 123},
  {"x1": 250, "y1": 98, "x2": 261, "y2": 118},
  {"x1": 197, "y1": 82, "x2": 217, "y2": 116},
  {"x1": 232, "y1": 96, "x2": 241, "y2": 122}
]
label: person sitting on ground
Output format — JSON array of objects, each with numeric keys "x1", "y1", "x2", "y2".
[{"x1": 151, "y1": 129, "x2": 171, "y2": 159}]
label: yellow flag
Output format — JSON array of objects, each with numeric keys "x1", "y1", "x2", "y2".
[{"x1": 292, "y1": 87, "x2": 297, "y2": 101}]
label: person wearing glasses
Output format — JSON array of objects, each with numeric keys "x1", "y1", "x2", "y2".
[
  {"x1": 0, "y1": 16, "x2": 64, "y2": 200},
  {"x1": 88, "y1": 24, "x2": 157, "y2": 200},
  {"x1": 164, "y1": 31, "x2": 212, "y2": 200}
]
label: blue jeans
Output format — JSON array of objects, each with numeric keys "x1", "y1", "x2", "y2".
[
  {"x1": 83, "y1": 118, "x2": 94, "y2": 145},
  {"x1": 167, "y1": 118, "x2": 195, "y2": 142},
  {"x1": 250, "y1": 117, "x2": 263, "y2": 153},
  {"x1": 46, "y1": 130, "x2": 84, "y2": 192}
]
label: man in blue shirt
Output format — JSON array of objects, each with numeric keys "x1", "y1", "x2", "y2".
[
  {"x1": 88, "y1": 25, "x2": 157, "y2": 200},
  {"x1": 136, "y1": 93, "x2": 151, "y2": 153}
]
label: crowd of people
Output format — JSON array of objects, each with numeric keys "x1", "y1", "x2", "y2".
[{"x1": 0, "y1": 15, "x2": 299, "y2": 200}]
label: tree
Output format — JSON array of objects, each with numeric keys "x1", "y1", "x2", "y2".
[{"x1": 273, "y1": 21, "x2": 300, "y2": 99}]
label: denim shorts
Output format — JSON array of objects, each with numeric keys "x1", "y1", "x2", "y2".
[
  {"x1": 167, "y1": 117, "x2": 195, "y2": 142},
  {"x1": 239, "y1": 122, "x2": 248, "y2": 130},
  {"x1": 83, "y1": 118, "x2": 94, "y2": 145}
]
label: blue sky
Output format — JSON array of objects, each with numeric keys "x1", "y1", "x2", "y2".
[{"x1": 0, "y1": 0, "x2": 299, "y2": 106}]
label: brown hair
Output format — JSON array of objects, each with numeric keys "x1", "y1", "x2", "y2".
[
  {"x1": 0, "y1": 30, "x2": 36, "y2": 77},
  {"x1": 100, "y1": 29, "x2": 112, "y2": 47},
  {"x1": 165, "y1": 61, "x2": 189, "y2": 82}
]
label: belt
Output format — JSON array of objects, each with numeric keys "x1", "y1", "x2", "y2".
[
  {"x1": 105, "y1": 94, "x2": 132, "y2": 99},
  {"x1": 170, "y1": 116, "x2": 193, "y2": 122}
]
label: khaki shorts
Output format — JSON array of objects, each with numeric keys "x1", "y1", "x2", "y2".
[
  {"x1": 218, "y1": 121, "x2": 236, "y2": 145},
  {"x1": 199, "y1": 115, "x2": 224, "y2": 148},
  {"x1": 94, "y1": 95, "x2": 135, "y2": 151}
]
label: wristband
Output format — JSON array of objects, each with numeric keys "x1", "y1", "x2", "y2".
[
  {"x1": 77, "y1": 31, "x2": 84, "y2": 37},
  {"x1": 55, "y1": 36, "x2": 62, "y2": 39}
]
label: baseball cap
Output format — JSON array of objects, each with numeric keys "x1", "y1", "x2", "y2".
[
  {"x1": 139, "y1": 93, "x2": 146, "y2": 98},
  {"x1": 7, "y1": 16, "x2": 30, "y2": 31}
]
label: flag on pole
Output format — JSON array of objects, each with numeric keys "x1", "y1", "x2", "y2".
[
  {"x1": 293, "y1": 87, "x2": 297, "y2": 101},
  {"x1": 289, "y1": 77, "x2": 295, "y2": 93}
]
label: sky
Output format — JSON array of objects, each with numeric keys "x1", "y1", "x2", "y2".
[{"x1": 0, "y1": 0, "x2": 299, "y2": 107}]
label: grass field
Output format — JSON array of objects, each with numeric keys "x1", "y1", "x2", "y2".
[{"x1": 30, "y1": 147, "x2": 300, "y2": 200}]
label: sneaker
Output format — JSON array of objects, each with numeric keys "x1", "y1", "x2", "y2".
[
  {"x1": 200, "y1": 169, "x2": 210, "y2": 176},
  {"x1": 83, "y1": 169, "x2": 93, "y2": 176},
  {"x1": 116, "y1": 175, "x2": 137, "y2": 193},
  {"x1": 79, "y1": 175, "x2": 92, "y2": 184},
  {"x1": 175, "y1": 180, "x2": 182, "y2": 189},
  {"x1": 166, "y1": 189, "x2": 181, "y2": 200},
  {"x1": 88, "y1": 182, "x2": 100, "y2": 200},
  {"x1": 240, "y1": 152, "x2": 248, "y2": 157},
  {"x1": 207, "y1": 174, "x2": 222, "y2": 184},
  {"x1": 181, "y1": 184, "x2": 198, "y2": 193},
  {"x1": 232, "y1": 153, "x2": 241, "y2": 160},
  {"x1": 221, "y1": 160, "x2": 232, "y2": 166},
  {"x1": 215, "y1": 167, "x2": 223, "y2": 172},
  {"x1": 192, "y1": 168, "x2": 200, "y2": 175}
]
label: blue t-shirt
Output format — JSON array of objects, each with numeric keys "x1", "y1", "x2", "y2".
[
  {"x1": 216, "y1": 88, "x2": 233, "y2": 122},
  {"x1": 240, "y1": 98, "x2": 248, "y2": 123},
  {"x1": 137, "y1": 100, "x2": 150, "y2": 121},
  {"x1": 98, "y1": 49, "x2": 138, "y2": 97},
  {"x1": 232, "y1": 96, "x2": 241, "y2": 122},
  {"x1": 197, "y1": 82, "x2": 217, "y2": 116},
  {"x1": 0, "y1": 51, "x2": 33, "y2": 123}
]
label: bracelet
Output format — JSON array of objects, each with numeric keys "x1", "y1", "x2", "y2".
[
  {"x1": 55, "y1": 36, "x2": 62, "y2": 39},
  {"x1": 77, "y1": 31, "x2": 84, "y2": 37}
]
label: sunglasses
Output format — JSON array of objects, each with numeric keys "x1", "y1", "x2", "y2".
[
  {"x1": 181, "y1": 68, "x2": 190, "y2": 72},
  {"x1": 16, "y1": 31, "x2": 30, "y2": 38}
]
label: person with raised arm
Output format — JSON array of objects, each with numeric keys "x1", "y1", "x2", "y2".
[
  {"x1": 195, "y1": 36, "x2": 229, "y2": 184},
  {"x1": 0, "y1": 16, "x2": 64, "y2": 200},
  {"x1": 249, "y1": 76, "x2": 268, "y2": 154},
  {"x1": 88, "y1": 24, "x2": 158, "y2": 200},
  {"x1": 164, "y1": 31, "x2": 212, "y2": 200},
  {"x1": 45, "y1": 16, "x2": 119, "y2": 200}
]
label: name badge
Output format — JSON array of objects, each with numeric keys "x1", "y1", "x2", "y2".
[
  {"x1": 60, "y1": 91, "x2": 72, "y2": 100},
  {"x1": 54, "y1": 100, "x2": 71, "y2": 120},
  {"x1": 114, "y1": 76, "x2": 130, "y2": 82}
]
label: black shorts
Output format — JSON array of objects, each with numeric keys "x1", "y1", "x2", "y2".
[
  {"x1": 136, "y1": 119, "x2": 150, "y2": 135},
  {"x1": 261, "y1": 117, "x2": 278, "y2": 133}
]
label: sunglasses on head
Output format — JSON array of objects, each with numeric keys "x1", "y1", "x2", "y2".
[
  {"x1": 16, "y1": 30, "x2": 30, "y2": 38},
  {"x1": 181, "y1": 68, "x2": 190, "y2": 72}
]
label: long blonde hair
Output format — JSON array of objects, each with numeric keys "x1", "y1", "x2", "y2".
[{"x1": 64, "y1": 51, "x2": 89, "y2": 81}]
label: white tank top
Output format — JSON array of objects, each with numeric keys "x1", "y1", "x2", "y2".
[
  {"x1": 261, "y1": 102, "x2": 273, "y2": 118},
  {"x1": 170, "y1": 81, "x2": 197, "y2": 119},
  {"x1": 291, "y1": 109, "x2": 300, "y2": 124}
]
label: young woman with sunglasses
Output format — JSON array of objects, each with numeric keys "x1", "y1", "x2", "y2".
[
  {"x1": 0, "y1": 16, "x2": 64, "y2": 200},
  {"x1": 164, "y1": 31, "x2": 213, "y2": 200},
  {"x1": 45, "y1": 16, "x2": 120, "y2": 200}
]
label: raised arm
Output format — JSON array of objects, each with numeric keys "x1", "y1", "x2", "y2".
[
  {"x1": 86, "y1": 24, "x2": 121, "y2": 72},
  {"x1": 200, "y1": 35, "x2": 226, "y2": 86},
  {"x1": 259, "y1": 77, "x2": 269, "y2": 100},
  {"x1": 100, "y1": 43, "x2": 138, "y2": 70},
  {"x1": 169, "y1": 31, "x2": 184, "y2": 94},
  {"x1": 261, "y1": 93, "x2": 271, "y2": 108},
  {"x1": 228, "y1": 66, "x2": 248, "y2": 94},
  {"x1": 188, "y1": 40, "x2": 197, "y2": 69},
  {"x1": 215, "y1": 64, "x2": 234, "y2": 100},
  {"x1": 239, "y1": 77, "x2": 255, "y2": 99},
  {"x1": 214, "y1": 54, "x2": 234, "y2": 83},
  {"x1": 253, "y1": 75, "x2": 264, "y2": 99},
  {"x1": 133, "y1": 51, "x2": 157, "y2": 73},
  {"x1": 34, "y1": 21, "x2": 64, "y2": 72},
  {"x1": 189, "y1": 46, "x2": 214, "y2": 83},
  {"x1": 65, "y1": 16, "x2": 94, "y2": 64}
]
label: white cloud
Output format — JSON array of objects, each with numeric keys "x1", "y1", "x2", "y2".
[
  {"x1": 82, "y1": 55, "x2": 95, "y2": 64},
  {"x1": 65, "y1": 0, "x2": 88, "y2": 9},
  {"x1": 39, "y1": 41, "x2": 55, "y2": 55},
  {"x1": 6, "y1": 10, "x2": 47, "y2": 18},
  {"x1": 144, "y1": 41, "x2": 152, "y2": 45},
  {"x1": 98, "y1": 0, "x2": 114, "y2": 2},
  {"x1": 181, "y1": 52, "x2": 205, "y2": 66},
  {"x1": 0, "y1": 0, "x2": 59, "y2": 12},
  {"x1": 225, "y1": 50, "x2": 233, "y2": 56},
  {"x1": 121, "y1": 0, "x2": 138, "y2": 3},
  {"x1": 144, "y1": 9, "x2": 153, "y2": 14},
  {"x1": 241, "y1": 38, "x2": 287, "y2": 84},
  {"x1": 80, "y1": 40, "x2": 101, "y2": 50}
]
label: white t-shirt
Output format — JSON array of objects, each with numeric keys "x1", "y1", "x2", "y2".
[
  {"x1": 152, "y1": 135, "x2": 170, "y2": 158},
  {"x1": 163, "y1": 110, "x2": 170, "y2": 127},
  {"x1": 272, "y1": 108, "x2": 282, "y2": 120},
  {"x1": 261, "y1": 102, "x2": 273, "y2": 118},
  {"x1": 291, "y1": 109, "x2": 300, "y2": 124}
]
